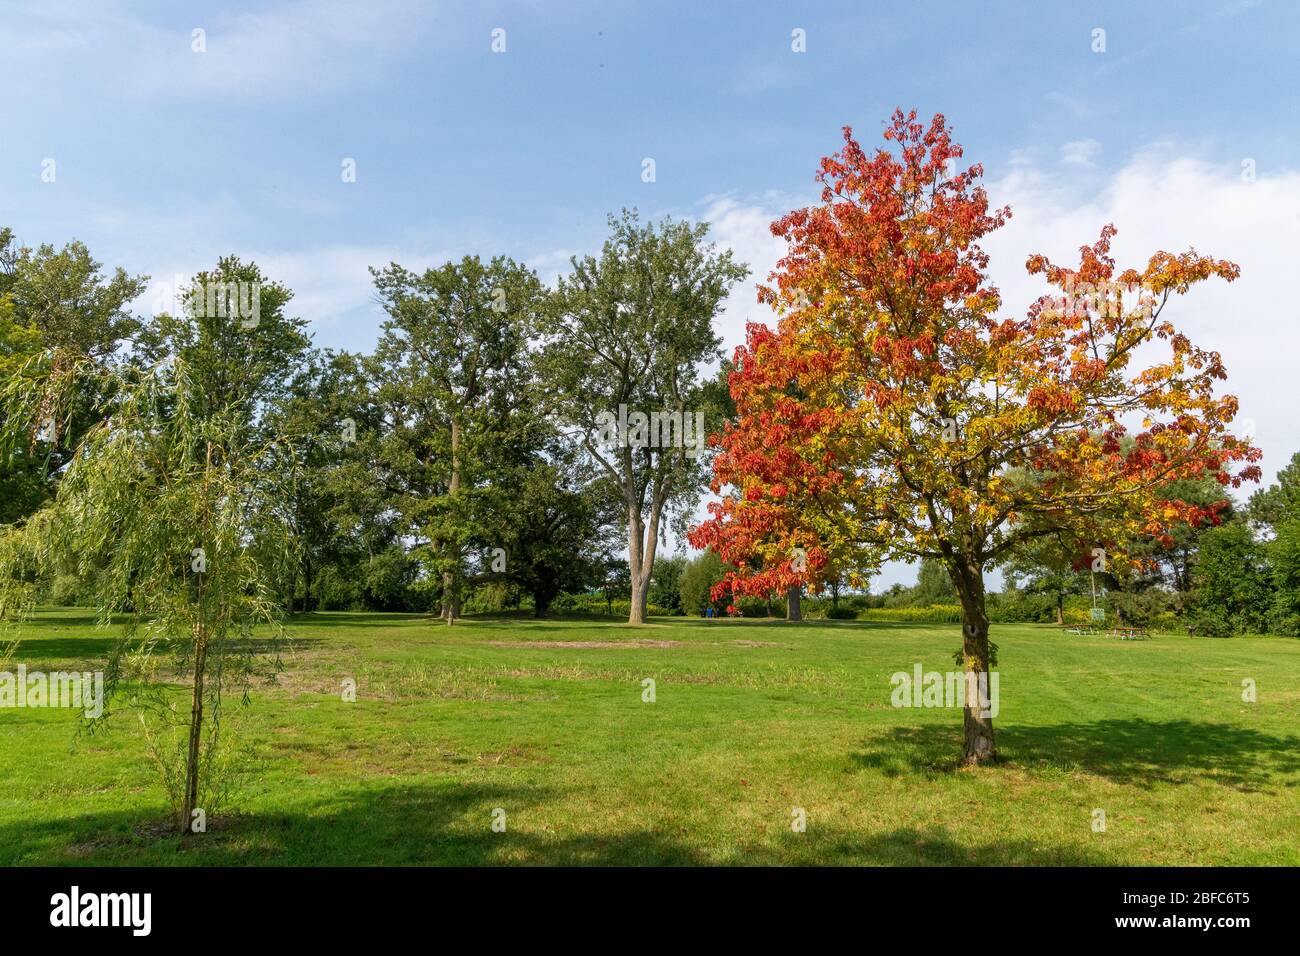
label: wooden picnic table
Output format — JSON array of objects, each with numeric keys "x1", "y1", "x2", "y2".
[
  {"x1": 1111, "y1": 626, "x2": 1149, "y2": 640},
  {"x1": 1058, "y1": 624, "x2": 1150, "y2": 640}
]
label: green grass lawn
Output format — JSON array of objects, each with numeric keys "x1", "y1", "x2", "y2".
[{"x1": 2, "y1": 608, "x2": 1298, "y2": 866}]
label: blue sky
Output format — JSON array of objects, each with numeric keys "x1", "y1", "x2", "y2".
[{"x1": 3, "y1": 0, "x2": 1297, "y2": 585}]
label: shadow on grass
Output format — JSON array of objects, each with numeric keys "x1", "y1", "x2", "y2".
[
  {"x1": 853, "y1": 719, "x2": 1300, "y2": 792},
  {"x1": 7, "y1": 636, "x2": 324, "y2": 663},
  {"x1": 651, "y1": 617, "x2": 949, "y2": 632},
  {"x1": 284, "y1": 612, "x2": 430, "y2": 629},
  {"x1": 5, "y1": 780, "x2": 1108, "y2": 866},
  {"x1": 8, "y1": 636, "x2": 124, "y2": 661}
]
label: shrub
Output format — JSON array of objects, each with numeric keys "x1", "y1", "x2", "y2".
[
  {"x1": 47, "y1": 573, "x2": 89, "y2": 608},
  {"x1": 858, "y1": 604, "x2": 962, "y2": 624},
  {"x1": 735, "y1": 596, "x2": 770, "y2": 618},
  {"x1": 314, "y1": 565, "x2": 364, "y2": 611},
  {"x1": 548, "y1": 592, "x2": 667, "y2": 618}
]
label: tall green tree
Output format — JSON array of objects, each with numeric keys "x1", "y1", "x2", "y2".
[
  {"x1": 1248, "y1": 450, "x2": 1300, "y2": 635},
  {"x1": 0, "y1": 229, "x2": 144, "y2": 360},
  {"x1": 542, "y1": 210, "x2": 747, "y2": 624},
  {"x1": 134, "y1": 257, "x2": 311, "y2": 436},
  {"x1": 1188, "y1": 519, "x2": 1271, "y2": 636},
  {"x1": 260, "y1": 349, "x2": 378, "y2": 612},
  {"x1": 1267, "y1": 517, "x2": 1300, "y2": 636},
  {"x1": 0, "y1": 296, "x2": 48, "y2": 524},
  {"x1": 0, "y1": 229, "x2": 148, "y2": 524},
  {"x1": 1249, "y1": 451, "x2": 1300, "y2": 533},
  {"x1": 369, "y1": 256, "x2": 546, "y2": 622}
]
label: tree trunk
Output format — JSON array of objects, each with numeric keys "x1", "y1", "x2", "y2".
[
  {"x1": 1054, "y1": 594, "x2": 1064, "y2": 625},
  {"x1": 443, "y1": 420, "x2": 463, "y2": 625},
  {"x1": 786, "y1": 585, "x2": 802, "y2": 621},
  {"x1": 181, "y1": 622, "x2": 208, "y2": 835},
  {"x1": 948, "y1": 555, "x2": 997, "y2": 764},
  {"x1": 625, "y1": 502, "x2": 659, "y2": 626}
]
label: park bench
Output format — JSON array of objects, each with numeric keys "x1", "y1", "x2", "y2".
[{"x1": 1110, "y1": 626, "x2": 1150, "y2": 640}]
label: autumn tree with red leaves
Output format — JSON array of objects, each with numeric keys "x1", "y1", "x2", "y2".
[{"x1": 690, "y1": 109, "x2": 1260, "y2": 763}]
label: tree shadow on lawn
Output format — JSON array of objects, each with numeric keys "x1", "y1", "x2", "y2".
[
  {"x1": 284, "y1": 612, "x2": 430, "y2": 629},
  {"x1": 649, "y1": 617, "x2": 930, "y2": 632},
  {"x1": 854, "y1": 719, "x2": 1300, "y2": 792},
  {"x1": 6, "y1": 780, "x2": 1107, "y2": 866},
  {"x1": 7, "y1": 636, "x2": 324, "y2": 663}
]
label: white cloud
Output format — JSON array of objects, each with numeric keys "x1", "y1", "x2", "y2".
[
  {"x1": 1060, "y1": 139, "x2": 1101, "y2": 167},
  {"x1": 695, "y1": 194, "x2": 801, "y2": 362},
  {"x1": 983, "y1": 149, "x2": 1300, "y2": 489}
]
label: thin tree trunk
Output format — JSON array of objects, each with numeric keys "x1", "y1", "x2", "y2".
[
  {"x1": 948, "y1": 554, "x2": 997, "y2": 764},
  {"x1": 182, "y1": 440, "x2": 212, "y2": 834},
  {"x1": 443, "y1": 420, "x2": 463, "y2": 625},
  {"x1": 181, "y1": 621, "x2": 207, "y2": 834},
  {"x1": 786, "y1": 585, "x2": 802, "y2": 621},
  {"x1": 1054, "y1": 594, "x2": 1064, "y2": 625}
]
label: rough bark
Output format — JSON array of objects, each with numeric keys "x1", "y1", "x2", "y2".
[
  {"x1": 625, "y1": 486, "x2": 664, "y2": 625},
  {"x1": 948, "y1": 554, "x2": 997, "y2": 764}
]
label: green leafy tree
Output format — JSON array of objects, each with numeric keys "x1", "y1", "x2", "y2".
[
  {"x1": 135, "y1": 257, "x2": 311, "y2": 436},
  {"x1": 541, "y1": 210, "x2": 747, "y2": 624},
  {"x1": 260, "y1": 350, "x2": 378, "y2": 611},
  {"x1": 912, "y1": 557, "x2": 958, "y2": 606},
  {"x1": 0, "y1": 297, "x2": 49, "y2": 524},
  {"x1": 649, "y1": 554, "x2": 687, "y2": 615},
  {"x1": 0, "y1": 353, "x2": 297, "y2": 833},
  {"x1": 1248, "y1": 451, "x2": 1300, "y2": 635},
  {"x1": 0, "y1": 229, "x2": 148, "y2": 525},
  {"x1": 1188, "y1": 519, "x2": 1270, "y2": 636},
  {"x1": 1267, "y1": 518, "x2": 1300, "y2": 635},
  {"x1": 368, "y1": 256, "x2": 546, "y2": 622},
  {"x1": 0, "y1": 229, "x2": 144, "y2": 360},
  {"x1": 679, "y1": 549, "x2": 730, "y2": 616},
  {"x1": 1001, "y1": 535, "x2": 1090, "y2": 624},
  {"x1": 1250, "y1": 451, "x2": 1300, "y2": 532},
  {"x1": 491, "y1": 461, "x2": 617, "y2": 617}
]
